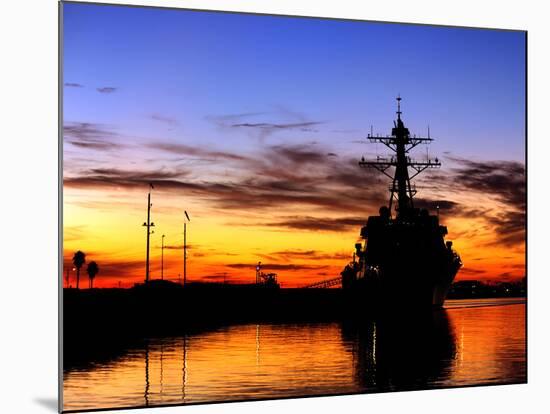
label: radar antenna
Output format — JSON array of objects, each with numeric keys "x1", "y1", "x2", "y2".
[{"x1": 359, "y1": 97, "x2": 441, "y2": 217}]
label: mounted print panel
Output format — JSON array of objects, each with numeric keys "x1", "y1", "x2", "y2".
[{"x1": 61, "y1": 1, "x2": 526, "y2": 412}]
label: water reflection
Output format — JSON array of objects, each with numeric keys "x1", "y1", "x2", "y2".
[
  {"x1": 144, "y1": 341, "x2": 149, "y2": 407},
  {"x1": 342, "y1": 310, "x2": 456, "y2": 391},
  {"x1": 63, "y1": 301, "x2": 525, "y2": 411}
]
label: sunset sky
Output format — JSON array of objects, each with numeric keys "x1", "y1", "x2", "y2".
[{"x1": 62, "y1": 2, "x2": 525, "y2": 288}]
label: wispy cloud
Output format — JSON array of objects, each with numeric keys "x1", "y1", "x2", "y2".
[
  {"x1": 261, "y1": 216, "x2": 367, "y2": 232},
  {"x1": 64, "y1": 142, "x2": 385, "y2": 214},
  {"x1": 64, "y1": 167, "x2": 190, "y2": 189},
  {"x1": 63, "y1": 122, "x2": 123, "y2": 151},
  {"x1": 208, "y1": 110, "x2": 323, "y2": 140},
  {"x1": 227, "y1": 263, "x2": 328, "y2": 271},
  {"x1": 148, "y1": 142, "x2": 248, "y2": 162},
  {"x1": 150, "y1": 114, "x2": 179, "y2": 126},
  {"x1": 65, "y1": 82, "x2": 84, "y2": 88},
  {"x1": 231, "y1": 120, "x2": 322, "y2": 134},
  {"x1": 446, "y1": 157, "x2": 525, "y2": 247},
  {"x1": 97, "y1": 86, "x2": 117, "y2": 94},
  {"x1": 261, "y1": 249, "x2": 352, "y2": 261}
]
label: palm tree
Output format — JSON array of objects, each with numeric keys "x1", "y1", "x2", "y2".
[
  {"x1": 87, "y1": 261, "x2": 99, "y2": 289},
  {"x1": 72, "y1": 250, "x2": 86, "y2": 289}
]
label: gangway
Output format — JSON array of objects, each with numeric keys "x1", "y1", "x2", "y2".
[{"x1": 302, "y1": 276, "x2": 342, "y2": 289}]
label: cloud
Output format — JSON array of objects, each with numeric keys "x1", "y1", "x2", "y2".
[
  {"x1": 208, "y1": 111, "x2": 323, "y2": 140},
  {"x1": 148, "y1": 142, "x2": 248, "y2": 162},
  {"x1": 65, "y1": 143, "x2": 385, "y2": 215},
  {"x1": 460, "y1": 267, "x2": 486, "y2": 275},
  {"x1": 65, "y1": 82, "x2": 83, "y2": 88},
  {"x1": 154, "y1": 243, "x2": 198, "y2": 250},
  {"x1": 485, "y1": 210, "x2": 525, "y2": 246},
  {"x1": 207, "y1": 112, "x2": 266, "y2": 126},
  {"x1": 261, "y1": 216, "x2": 367, "y2": 232},
  {"x1": 64, "y1": 167, "x2": 191, "y2": 190},
  {"x1": 97, "y1": 87, "x2": 117, "y2": 94},
  {"x1": 263, "y1": 249, "x2": 352, "y2": 261},
  {"x1": 63, "y1": 122, "x2": 123, "y2": 151},
  {"x1": 413, "y1": 198, "x2": 460, "y2": 213},
  {"x1": 448, "y1": 157, "x2": 525, "y2": 209},
  {"x1": 150, "y1": 114, "x2": 179, "y2": 126},
  {"x1": 201, "y1": 274, "x2": 228, "y2": 281},
  {"x1": 445, "y1": 157, "x2": 526, "y2": 246},
  {"x1": 64, "y1": 225, "x2": 87, "y2": 242},
  {"x1": 231, "y1": 121, "x2": 322, "y2": 134},
  {"x1": 226, "y1": 263, "x2": 328, "y2": 271}
]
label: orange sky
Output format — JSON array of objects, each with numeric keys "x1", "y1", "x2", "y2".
[{"x1": 63, "y1": 152, "x2": 525, "y2": 288}]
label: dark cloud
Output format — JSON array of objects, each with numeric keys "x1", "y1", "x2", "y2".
[
  {"x1": 265, "y1": 250, "x2": 352, "y2": 261},
  {"x1": 446, "y1": 157, "x2": 526, "y2": 246},
  {"x1": 64, "y1": 167, "x2": 191, "y2": 190},
  {"x1": 231, "y1": 121, "x2": 322, "y2": 134},
  {"x1": 155, "y1": 243, "x2": 197, "y2": 250},
  {"x1": 65, "y1": 82, "x2": 83, "y2": 88},
  {"x1": 148, "y1": 142, "x2": 248, "y2": 162},
  {"x1": 208, "y1": 111, "x2": 322, "y2": 139},
  {"x1": 201, "y1": 274, "x2": 227, "y2": 281},
  {"x1": 268, "y1": 144, "x2": 328, "y2": 164},
  {"x1": 65, "y1": 143, "x2": 385, "y2": 215},
  {"x1": 460, "y1": 267, "x2": 486, "y2": 275},
  {"x1": 97, "y1": 87, "x2": 117, "y2": 94},
  {"x1": 227, "y1": 263, "x2": 328, "y2": 271},
  {"x1": 448, "y1": 157, "x2": 525, "y2": 209},
  {"x1": 207, "y1": 112, "x2": 266, "y2": 126},
  {"x1": 69, "y1": 141, "x2": 120, "y2": 150},
  {"x1": 413, "y1": 198, "x2": 460, "y2": 213},
  {"x1": 485, "y1": 210, "x2": 525, "y2": 247},
  {"x1": 262, "y1": 216, "x2": 367, "y2": 232},
  {"x1": 63, "y1": 122, "x2": 123, "y2": 151}
]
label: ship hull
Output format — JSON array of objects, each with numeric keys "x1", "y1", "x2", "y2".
[{"x1": 343, "y1": 238, "x2": 462, "y2": 310}]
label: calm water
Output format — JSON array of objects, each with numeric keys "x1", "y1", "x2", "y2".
[{"x1": 63, "y1": 298, "x2": 526, "y2": 411}]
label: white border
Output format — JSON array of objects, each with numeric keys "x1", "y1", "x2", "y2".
[{"x1": 1, "y1": 1, "x2": 548, "y2": 413}]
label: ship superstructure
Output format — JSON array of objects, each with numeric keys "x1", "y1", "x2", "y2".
[{"x1": 342, "y1": 97, "x2": 462, "y2": 308}]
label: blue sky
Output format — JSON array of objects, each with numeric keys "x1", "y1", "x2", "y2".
[{"x1": 63, "y1": 2, "x2": 525, "y2": 162}]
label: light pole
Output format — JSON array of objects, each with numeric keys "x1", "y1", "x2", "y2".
[
  {"x1": 183, "y1": 211, "x2": 191, "y2": 287},
  {"x1": 142, "y1": 184, "x2": 155, "y2": 283}
]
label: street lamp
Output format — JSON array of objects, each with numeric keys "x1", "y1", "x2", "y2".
[
  {"x1": 143, "y1": 183, "x2": 155, "y2": 283},
  {"x1": 183, "y1": 211, "x2": 191, "y2": 287}
]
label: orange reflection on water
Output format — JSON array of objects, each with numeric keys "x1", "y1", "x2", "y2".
[
  {"x1": 63, "y1": 300, "x2": 526, "y2": 412},
  {"x1": 446, "y1": 302, "x2": 526, "y2": 386}
]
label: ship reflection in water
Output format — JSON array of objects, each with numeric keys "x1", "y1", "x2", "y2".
[{"x1": 63, "y1": 299, "x2": 526, "y2": 411}]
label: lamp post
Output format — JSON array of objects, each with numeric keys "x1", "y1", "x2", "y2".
[
  {"x1": 142, "y1": 184, "x2": 155, "y2": 283},
  {"x1": 183, "y1": 211, "x2": 191, "y2": 286}
]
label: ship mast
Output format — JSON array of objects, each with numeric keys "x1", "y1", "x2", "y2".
[{"x1": 359, "y1": 96, "x2": 441, "y2": 218}]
